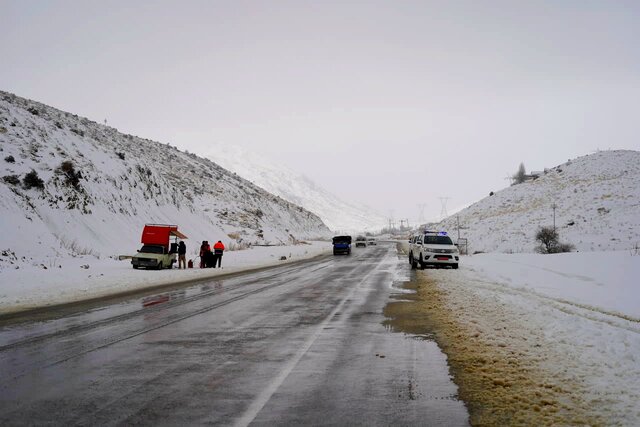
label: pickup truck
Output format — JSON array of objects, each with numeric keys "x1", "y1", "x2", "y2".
[
  {"x1": 408, "y1": 230, "x2": 459, "y2": 269},
  {"x1": 332, "y1": 235, "x2": 352, "y2": 255},
  {"x1": 131, "y1": 224, "x2": 187, "y2": 270}
]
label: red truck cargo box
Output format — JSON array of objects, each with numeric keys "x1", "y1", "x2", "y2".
[{"x1": 141, "y1": 224, "x2": 182, "y2": 249}]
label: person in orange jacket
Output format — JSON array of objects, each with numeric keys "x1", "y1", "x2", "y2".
[{"x1": 212, "y1": 240, "x2": 225, "y2": 268}]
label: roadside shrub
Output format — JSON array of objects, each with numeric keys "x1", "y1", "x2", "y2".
[
  {"x1": 27, "y1": 106, "x2": 39, "y2": 115},
  {"x1": 4, "y1": 155, "x2": 15, "y2": 163},
  {"x1": 3, "y1": 175, "x2": 21, "y2": 185},
  {"x1": 115, "y1": 151, "x2": 125, "y2": 160},
  {"x1": 23, "y1": 170, "x2": 44, "y2": 189},
  {"x1": 535, "y1": 226, "x2": 574, "y2": 254},
  {"x1": 556, "y1": 242, "x2": 575, "y2": 253},
  {"x1": 535, "y1": 226, "x2": 558, "y2": 254}
]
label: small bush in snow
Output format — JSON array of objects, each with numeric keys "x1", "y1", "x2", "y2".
[
  {"x1": 4, "y1": 155, "x2": 15, "y2": 163},
  {"x1": 556, "y1": 242, "x2": 576, "y2": 253},
  {"x1": 3, "y1": 175, "x2": 21, "y2": 185},
  {"x1": 57, "y1": 160, "x2": 82, "y2": 188},
  {"x1": 70, "y1": 128, "x2": 85, "y2": 137},
  {"x1": 535, "y1": 226, "x2": 574, "y2": 254},
  {"x1": 115, "y1": 151, "x2": 125, "y2": 160},
  {"x1": 535, "y1": 226, "x2": 558, "y2": 254},
  {"x1": 22, "y1": 170, "x2": 44, "y2": 189},
  {"x1": 27, "y1": 106, "x2": 39, "y2": 115}
]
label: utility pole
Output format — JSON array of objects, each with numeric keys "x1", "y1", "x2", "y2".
[
  {"x1": 552, "y1": 203, "x2": 557, "y2": 232},
  {"x1": 457, "y1": 215, "x2": 460, "y2": 240}
]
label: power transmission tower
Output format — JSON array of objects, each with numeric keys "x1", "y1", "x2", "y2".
[
  {"x1": 417, "y1": 204, "x2": 426, "y2": 224},
  {"x1": 439, "y1": 197, "x2": 450, "y2": 220}
]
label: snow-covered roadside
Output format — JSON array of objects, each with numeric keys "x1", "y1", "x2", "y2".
[
  {"x1": 435, "y1": 251, "x2": 640, "y2": 425},
  {"x1": 0, "y1": 241, "x2": 331, "y2": 315}
]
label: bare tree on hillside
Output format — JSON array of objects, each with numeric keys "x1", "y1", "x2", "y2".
[{"x1": 513, "y1": 162, "x2": 527, "y2": 184}]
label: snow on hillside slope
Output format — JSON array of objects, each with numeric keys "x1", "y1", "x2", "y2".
[
  {"x1": 0, "y1": 91, "x2": 330, "y2": 269},
  {"x1": 205, "y1": 144, "x2": 387, "y2": 233},
  {"x1": 437, "y1": 150, "x2": 640, "y2": 253}
]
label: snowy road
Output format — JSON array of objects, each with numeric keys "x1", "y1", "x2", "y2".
[{"x1": 0, "y1": 243, "x2": 468, "y2": 426}]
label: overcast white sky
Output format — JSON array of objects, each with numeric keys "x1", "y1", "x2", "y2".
[{"x1": 3, "y1": 0, "x2": 640, "y2": 222}]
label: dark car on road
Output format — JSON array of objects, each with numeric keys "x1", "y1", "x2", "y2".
[
  {"x1": 332, "y1": 235, "x2": 352, "y2": 255},
  {"x1": 355, "y1": 236, "x2": 367, "y2": 248}
]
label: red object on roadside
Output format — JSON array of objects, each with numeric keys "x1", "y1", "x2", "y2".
[
  {"x1": 140, "y1": 224, "x2": 187, "y2": 251},
  {"x1": 188, "y1": 259, "x2": 193, "y2": 269}
]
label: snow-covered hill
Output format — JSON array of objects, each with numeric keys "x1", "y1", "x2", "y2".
[
  {"x1": 437, "y1": 150, "x2": 640, "y2": 253},
  {"x1": 205, "y1": 144, "x2": 387, "y2": 233},
  {"x1": 0, "y1": 91, "x2": 330, "y2": 269}
]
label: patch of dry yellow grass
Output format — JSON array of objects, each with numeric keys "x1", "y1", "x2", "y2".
[{"x1": 384, "y1": 274, "x2": 602, "y2": 426}]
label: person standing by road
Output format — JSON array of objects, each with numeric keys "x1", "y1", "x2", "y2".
[
  {"x1": 213, "y1": 240, "x2": 225, "y2": 268},
  {"x1": 200, "y1": 241, "x2": 211, "y2": 268},
  {"x1": 177, "y1": 241, "x2": 187, "y2": 269}
]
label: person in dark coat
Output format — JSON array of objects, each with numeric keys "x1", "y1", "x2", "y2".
[
  {"x1": 178, "y1": 241, "x2": 187, "y2": 269},
  {"x1": 200, "y1": 241, "x2": 211, "y2": 268}
]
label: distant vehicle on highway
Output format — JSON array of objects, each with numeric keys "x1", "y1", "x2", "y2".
[
  {"x1": 368, "y1": 238, "x2": 376, "y2": 246},
  {"x1": 355, "y1": 236, "x2": 367, "y2": 248},
  {"x1": 408, "y1": 230, "x2": 459, "y2": 269},
  {"x1": 332, "y1": 235, "x2": 352, "y2": 255}
]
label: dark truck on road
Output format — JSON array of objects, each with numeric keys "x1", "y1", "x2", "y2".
[{"x1": 332, "y1": 235, "x2": 352, "y2": 255}]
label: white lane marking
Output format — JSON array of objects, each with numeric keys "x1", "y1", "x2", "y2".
[{"x1": 233, "y1": 251, "x2": 391, "y2": 427}]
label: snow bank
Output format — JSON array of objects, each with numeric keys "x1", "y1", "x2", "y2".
[
  {"x1": 0, "y1": 241, "x2": 331, "y2": 315},
  {"x1": 463, "y1": 251, "x2": 640, "y2": 319},
  {"x1": 430, "y1": 251, "x2": 640, "y2": 425}
]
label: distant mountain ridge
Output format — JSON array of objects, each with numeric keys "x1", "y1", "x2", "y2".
[
  {"x1": 436, "y1": 150, "x2": 640, "y2": 253},
  {"x1": 205, "y1": 144, "x2": 388, "y2": 233},
  {"x1": 0, "y1": 91, "x2": 330, "y2": 268}
]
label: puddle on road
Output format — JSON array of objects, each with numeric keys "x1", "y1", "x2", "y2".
[{"x1": 383, "y1": 275, "x2": 602, "y2": 427}]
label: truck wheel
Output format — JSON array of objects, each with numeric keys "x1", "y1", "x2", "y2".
[
  {"x1": 157, "y1": 262, "x2": 163, "y2": 270},
  {"x1": 419, "y1": 255, "x2": 425, "y2": 269},
  {"x1": 168, "y1": 262, "x2": 173, "y2": 269},
  {"x1": 133, "y1": 265, "x2": 139, "y2": 270},
  {"x1": 452, "y1": 263, "x2": 459, "y2": 269},
  {"x1": 409, "y1": 253, "x2": 417, "y2": 269}
]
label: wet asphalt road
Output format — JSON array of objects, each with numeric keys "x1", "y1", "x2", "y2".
[{"x1": 0, "y1": 243, "x2": 469, "y2": 426}]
